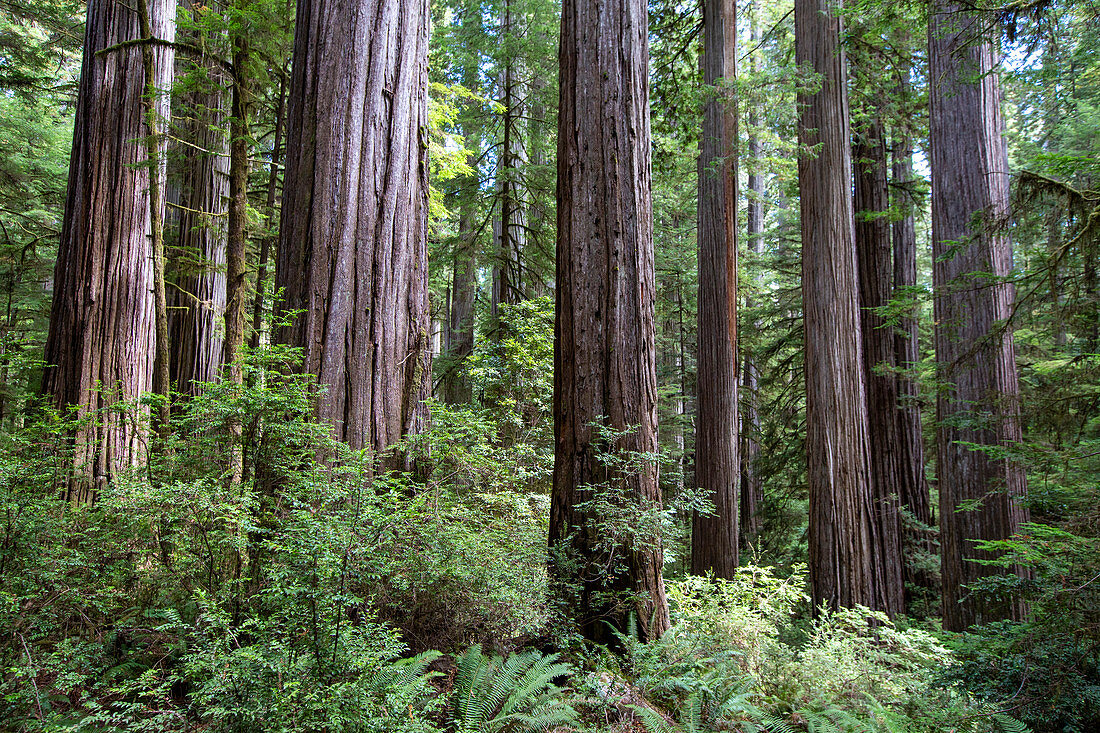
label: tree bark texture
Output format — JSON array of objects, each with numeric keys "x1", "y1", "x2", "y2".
[
  {"x1": 692, "y1": 0, "x2": 739, "y2": 579},
  {"x1": 224, "y1": 33, "x2": 251, "y2": 388},
  {"x1": 551, "y1": 0, "x2": 670, "y2": 642},
  {"x1": 169, "y1": 82, "x2": 229, "y2": 396},
  {"x1": 43, "y1": 0, "x2": 175, "y2": 500},
  {"x1": 276, "y1": 0, "x2": 431, "y2": 458},
  {"x1": 890, "y1": 85, "x2": 935, "y2": 603},
  {"x1": 499, "y1": 0, "x2": 527, "y2": 308},
  {"x1": 796, "y1": 0, "x2": 893, "y2": 613},
  {"x1": 740, "y1": 5, "x2": 764, "y2": 549},
  {"x1": 853, "y1": 117, "x2": 905, "y2": 617},
  {"x1": 929, "y1": 0, "x2": 1029, "y2": 631}
]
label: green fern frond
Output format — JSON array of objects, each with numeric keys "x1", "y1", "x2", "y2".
[
  {"x1": 629, "y1": 703, "x2": 681, "y2": 733},
  {"x1": 994, "y1": 713, "x2": 1031, "y2": 733}
]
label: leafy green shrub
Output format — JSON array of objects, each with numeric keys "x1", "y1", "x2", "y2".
[{"x1": 945, "y1": 524, "x2": 1100, "y2": 732}]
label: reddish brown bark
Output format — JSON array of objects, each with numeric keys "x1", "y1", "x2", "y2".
[
  {"x1": 691, "y1": 0, "x2": 739, "y2": 579},
  {"x1": 276, "y1": 0, "x2": 431, "y2": 459},
  {"x1": 929, "y1": 0, "x2": 1029, "y2": 631},
  {"x1": 43, "y1": 0, "x2": 175, "y2": 500},
  {"x1": 796, "y1": 0, "x2": 894, "y2": 613},
  {"x1": 853, "y1": 117, "x2": 905, "y2": 617},
  {"x1": 551, "y1": 0, "x2": 669, "y2": 642}
]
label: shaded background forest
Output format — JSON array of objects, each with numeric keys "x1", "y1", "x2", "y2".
[{"x1": 1, "y1": 0, "x2": 1099, "y2": 730}]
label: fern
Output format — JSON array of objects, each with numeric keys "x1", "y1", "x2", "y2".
[
  {"x1": 994, "y1": 713, "x2": 1031, "y2": 733},
  {"x1": 448, "y1": 644, "x2": 579, "y2": 733}
]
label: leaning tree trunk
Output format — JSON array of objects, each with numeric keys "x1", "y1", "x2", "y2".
[
  {"x1": 853, "y1": 116, "x2": 905, "y2": 617},
  {"x1": 930, "y1": 0, "x2": 1029, "y2": 631},
  {"x1": 43, "y1": 0, "x2": 175, "y2": 501},
  {"x1": 275, "y1": 0, "x2": 431, "y2": 461},
  {"x1": 551, "y1": 0, "x2": 670, "y2": 642},
  {"x1": 796, "y1": 0, "x2": 894, "y2": 613},
  {"x1": 691, "y1": 0, "x2": 739, "y2": 580}
]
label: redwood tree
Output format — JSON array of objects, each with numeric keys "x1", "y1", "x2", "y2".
[
  {"x1": 853, "y1": 115, "x2": 905, "y2": 617},
  {"x1": 550, "y1": 0, "x2": 669, "y2": 642},
  {"x1": 929, "y1": 0, "x2": 1029, "y2": 631},
  {"x1": 275, "y1": 0, "x2": 431, "y2": 458},
  {"x1": 691, "y1": 0, "x2": 739, "y2": 579},
  {"x1": 795, "y1": 0, "x2": 893, "y2": 613},
  {"x1": 43, "y1": 0, "x2": 175, "y2": 500}
]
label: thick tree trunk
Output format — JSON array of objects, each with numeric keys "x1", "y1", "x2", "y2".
[
  {"x1": 551, "y1": 0, "x2": 669, "y2": 642},
  {"x1": 796, "y1": 0, "x2": 893, "y2": 613},
  {"x1": 43, "y1": 0, "x2": 175, "y2": 501},
  {"x1": 276, "y1": 0, "x2": 431, "y2": 460},
  {"x1": 890, "y1": 84, "x2": 936, "y2": 605},
  {"x1": 930, "y1": 0, "x2": 1029, "y2": 631},
  {"x1": 691, "y1": 0, "x2": 739, "y2": 579},
  {"x1": 853, "y1": 117, "x2": 905, "y2": 617},
  {"x1": 169, "y1": 81, "x2": 229, "y2": 396}
]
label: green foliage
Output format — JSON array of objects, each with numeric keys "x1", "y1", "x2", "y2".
[
  {"x1": 448, "y1": 644, "x2": 578, "y2": 733},
  {"x1": 943, "y1": 525, "x2": 1100, "y2": 732}
]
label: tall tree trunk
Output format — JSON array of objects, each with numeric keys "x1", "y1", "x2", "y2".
[
  {"x1": 499, "y1": 0, "x2": 527, "y2": 308},
  {"x1": 551, "y1": 0, "x2": 669, "y2": 642},
  {"x1": 930, "y1": 0, "x2": 1029, "y2": 631},
  {"x1": 43, "y1": 0, "x2": 175, "y2": 501},
  {"x1": 250, "y1": 71, "x2": 288, "y2": 350},
  {"x1": 276, "y1": 0, "x2": 431, "y2": 461},
  {"x1": 853, "y1": 116, "x2": 905, "y2": 617},
  {"x1": 890, "y1": 68, "x2": 935, "y2": 606},
  {"x1": 691, "y1": 0, "x2": 739, "y2": 579},
  {"x1": 740, "y1": 4, "x2": 764, "y2": 549},
  {"x1": 444, "y1": 147, "x2": 478, "y2": 405},
  {"x1": 796, "y1": 0, "x2": 893, "y2": 613},
  {"x1": 224, "y1": 32, "x2": 250, "y2": 387},
  {"x1": 170, "y1": 79, "x2": 229, "y2": 396}
]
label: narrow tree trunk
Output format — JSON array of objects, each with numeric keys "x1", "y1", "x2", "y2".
[
  {"x1": 740, "y1": 4, "x2": 764, "y2": 549},
  {"x1": 929, "y1": 0, "x2": 1029, "y2": 631},
  {"x1": 250, "y1": 71, "x2": 288, "y2": 350},
  {"x1": 551, "y1": 0, "x2": 669, "y2": 642},
  {"x1": 224, "y1": 33, "x2": 250, "y2": 386},
  {"x1": 444, "y1": 148, "x2": 477, "y2": 405},
  {"x1": 499, "y1": 0, "x2": 527, "y2": 307},
  {"x1": 276, "y1": 0, "x2": 431, "y2": 461},
  {"x1": 43, "y1": 0, "x2": 175, "y2": 501},
  {"x1": 691, "y1": 0, "x2": 739, "y2": 579},
  {"x1": 796, "y1": 0, "x2": 893, "y2": 613},
  {"x1": 890, "y1": 76, "x2": 935, "y2": 606},
  {"x1": 853, "y1": 116, "x2": 905, "y2": 616}
]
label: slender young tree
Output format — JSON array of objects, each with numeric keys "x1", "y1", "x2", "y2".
[
  {"x1": 796, "y1": 0, "x2": 894, "y2": 613},
  {"x1": 692, "y1": 0, "x2": 739, "y2": 579},
  {"x1": 43, "y1": 0, "x2": 175, "y2": 501},
  {"x1": 929, "y1": 0, "x2": 1029, "y2": 631},
  {"x1": 739, "y1": 3, "x2": 764, "y2": 548},
  {"x1": 550, "y1": 0, "x2": 670, "y2": 642},
  {"x1": 275, "y1": 0, "x2": 431, "y2": 459}
]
